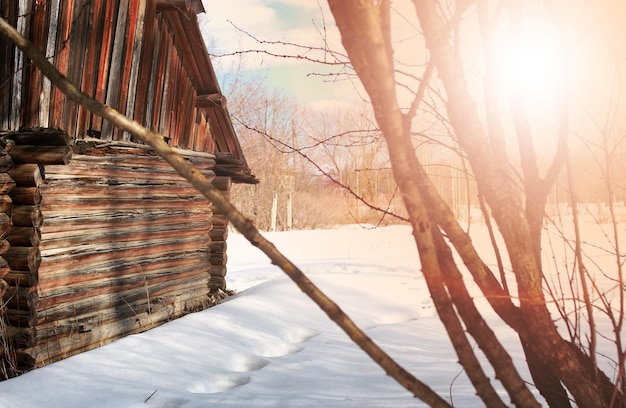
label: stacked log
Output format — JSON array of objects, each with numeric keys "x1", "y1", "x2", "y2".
[
  {"x1": 208, "y1": 176, "x2": 232, "y2": 292},
  {"x1": 0, "y1": 143, "x2": 13, "y2": 378},
  {"x1": 2, "y1": 132, "x2": 218, "y2": 371}
]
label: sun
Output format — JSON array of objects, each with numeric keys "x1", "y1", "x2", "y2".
[{"x1": 496, "y1": 21, "x2": 566, "y2": 102}]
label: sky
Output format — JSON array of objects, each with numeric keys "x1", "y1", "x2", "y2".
[
  {"x1": 199, "y1": 0, "x2": 359, "y2": 108},
  {"x1": 197, "y1": 0, "x2": 626, "y2": 189},
  {"x1": 198, "y1": 0, "x2": 626, "y2": 123}
]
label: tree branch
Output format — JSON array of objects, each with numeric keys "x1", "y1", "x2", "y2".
[{"x1": 0, "y1": 15, "x2": 440, "y2": 403}]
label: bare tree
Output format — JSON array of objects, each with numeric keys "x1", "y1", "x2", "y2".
[{"x1": 324, "y1": 0, "x2": 626, "y2": 407}]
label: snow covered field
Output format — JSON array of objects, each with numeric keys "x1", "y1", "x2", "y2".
[{"x1": 0, "y1": 223, "x2": 616, "y2": 407}]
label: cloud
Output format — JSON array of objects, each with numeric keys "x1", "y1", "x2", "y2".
[
  {"x1": 200, "y1": 0, "x2": 342, "y2": 63},
  {"x1": 198, "y1": 0, "x2": 353, "y2": 107}
]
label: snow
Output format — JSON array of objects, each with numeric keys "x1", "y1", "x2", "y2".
[{"x1": 0, "y1": 224, "x2": 610, "y2": 407}]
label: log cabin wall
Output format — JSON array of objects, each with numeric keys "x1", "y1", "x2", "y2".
[
  {"x1": 0, "y1": 0, "x2": 223, "y2": 153},
  {"x1": 0, "y1": 0, "x2": 256, "y2": 183},
  {"x1": 2, "y1": 129, "x2": 224, "y2": 373},
  {"x1": 0, "y1": 0, "x2": 257, "y2": 376},
  {"x1": 0, "y1": 145, "x2": 13, "y2": 379}
]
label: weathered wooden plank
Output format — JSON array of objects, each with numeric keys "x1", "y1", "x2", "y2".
[
  {"x1": 37, "y1": 254, "x2": 208, "y2": 292},
  {"x1": 4, "y1": 308, "x2": 35, "y2": 328},
  {"x1": 82, "y1": 144, "x2": 214, "y2": 164},
  {"x1": 9, "y1": 187, "x2": 40, "y2": 205},
  {"x1": 0, "y1": 239, "x2": 10, "y2": 256},
  {"x1": 37, "y1": 263, "x2": 209, "y2": 306},
  {"x1": 39, "y1": 0, "x2": 62, "y2": 127},
  {"x1": 0, "y1": 213, "x2": 11, "y2": 237},
  {"x1": 101, "y1": 0, "x2": 130, "y2": 140},
  {"x1": 5, "y1": 246, "x2": 41, "y2": 272},
  {"x1": 181, "y1": 75, "x2": 196, "y2": 150},
  {"x1": 0, "y1": 277, "x2": 7, "y2": 299},
  {"x1": 0, "y1": 2, "x2": 18, "y2": 129},
  {"x1": 41, "y1": 172, "x2": 198, "y2": 186},
  {"x1": 76, "y1": 0, "x2": 104, "y2": 137},
  {"x1": 150, "y1": 16, "x2": 168, "y2": 133},
  {"x1": 8, "y1": 164, "x2": 44, "y2": 187},
  {"x1": 24, "y1": 0, "x2": 50, "y2": 128},
  {"x1": 38, "y1": 184, "x2": 210, "y2": 199},
  {"x1": 0, "y1": 149, "x2": 14, "y2": 172},
  {"x1": 10, "y1": 145, "x2": 72, "y2": 165},
  {"x1": 132, "y1": 0, "x2": 157, "y2": 130},
  {"x1": 209, "y1": 272, "x2": 226, "y2": 291},
  {"x1": 35, "y1": 273, "x2": 210, "y2": 326},
  {"x1": 0, "y1": 194, "x2": 12, "y2": 212},
  {"x1": 4, "y1": 286, "x2": 37, "y2": 310},
  {"x1": 8, "y1": 226, "x2": 40, "y2": 247},
  {"x1": 209, "y1": 251, "x2": 227, "y2": 266},
  {"x1": 209, "y1": 226, "x2": 228, "y2": 241},
  {"x1": 157, "y1": 26, "x2": 173, "y2": 135},
  {"x1": 39, "y1": 197, "x2": 210, "y2": 211},
  {"x1": 163, "y1": 36, "x2": 181, "y2": 143},
  {"x1": 8, "y1": 1, "x2": 30, "y2": 130},
  {"x1": 0, "y1": 257, "x2": 9, "y2": 280},
  {"x1": 164, "y1": 10, "x2": 201, "y2": 88},
  {"x1": 90, "y1": 0, "x2": 118, "y2": 132},
  {"x1": 42, "y1": 165, "x2": 214, "y2": 184},
  {"x1": 39, "y1": 208, "x2": 211, "y2": 233},
  {"x1": 5, "y1": 270, "x2": 37, "y2": 288},
  {"x1": 38, "y1": 236, "x2": 208, "y2": 275},
  {"x1": 14, "y1": 284, "x2": 210, "y2": 349},
  {"x1": 11, "y1": 205, "x2": 42, "y2": 227},
  {"x1": 209, "y1": 241, "x2": 226, "y2": 257},
  {"x1": 121, "y1": 0, "x2": 147, "y2": 142},
  {"x1": 49, "y1": 0, "x2": 76, "y2": 130},
  {"x1": 17, "y1": 287, "x2": 209, "y2": 367},
  {"x1": 39, "y1": 221, "x2": 210, "y2": 251},
  {"x1": 66, "y1": 151, "x2": 216, "y2": 169},
  {"x1": 0, "y1": 173, "x2": 16, "y2": 194},
  {"x1": 211, "y1": 213, "x2": 228, "y2": 228},
  {"x1": 119, "y1": 0, "x2": 142, "y2": 120},
  {"x1": 3, "y1": 129, "x2": 73, "y2": 147}
]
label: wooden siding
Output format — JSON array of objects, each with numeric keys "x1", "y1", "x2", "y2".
[
  {"x1": 0, "y1": 0, "x2": 256, "y2": 376},
  {"x1": 0, "y1": 130, "x2": 230, "y2": 372},
  {"x1": 0, "y1": 144, "x2": 12, "y2": 378},
  {"x1": 0, "y1": 0, "x2": 240, "y2": 160}
]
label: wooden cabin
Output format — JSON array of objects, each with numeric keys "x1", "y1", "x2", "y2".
[{"x1": 0, "y1": 0, "x2": 256, "y2": 377}]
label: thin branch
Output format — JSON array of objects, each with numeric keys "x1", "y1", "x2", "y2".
[{"x1": 0, "y1": 15, "x2": 439, "y2": 402}]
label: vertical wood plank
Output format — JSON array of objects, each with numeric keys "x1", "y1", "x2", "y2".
[
  {"x1": 0, "y1": 1, "x2": 17, "y2": 129},
  {"x1": 101, "y1": 0, "x2": 129, "y2": 140},
  {"x1": 157, "y1": 29, "x2": 173, "y2": 135},
  {"x1": 76, "y1": 0, "x2": 103, "y2": 137},
  {"x1": 91, "y1": 0, "x2": 119, "y2": 134},
  {"x1": 64, "y1": 0, "x2": 91, "y2": 138},
  {"x1": 180, "y1": 76, "x2": 195, "y2": 149},
  {"x1": 10, "y1": 1, "x2": 31, "y2": 130},
  {"x1": 39, "y1": 0, "x2": 61, "y2": 128},
  {"x1": 24, "y1": 0, "x2": 49, "y2": 128},
  {"x1": 131, "y1": 0, "x2": 156, "y2": 137},
  {"x1": 122, "y1": 0, "x2": 147, "y2": 142},
  {"x1": 167, "y1": 48, "x2": 180, "y2": 146},
  {"x1": 49, "y1": 0, "x2": 75, "y2": 131},
  {"x1": 143, "y1": 11, "x2": 161, "y2": 133},
  {"x1": 113, "y1": 0, "x2": 139, "y2": 141}
]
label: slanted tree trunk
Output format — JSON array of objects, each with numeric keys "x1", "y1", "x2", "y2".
[{"x1": 327, "y1": 0, "x2": 619, "y2": 407}]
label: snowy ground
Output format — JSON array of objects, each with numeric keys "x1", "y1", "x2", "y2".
[{"x1": 0, "y1": 223, "x2": 616, "y2": 407}]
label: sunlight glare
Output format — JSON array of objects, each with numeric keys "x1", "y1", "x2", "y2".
[{"x1": 498, "y1": 22, "x2": 566, "y2": 101}]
